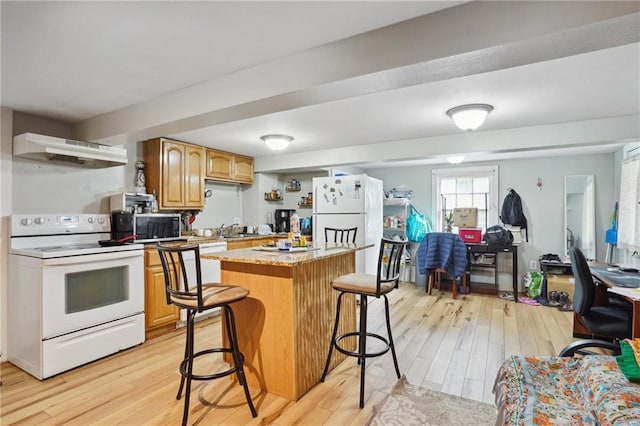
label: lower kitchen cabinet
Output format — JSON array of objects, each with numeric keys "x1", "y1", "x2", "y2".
[
  {"x1": 226, "y1": 236, "x2": 276, "y2": 250},
  {"x1": 144, "y1": 248, "x2": 179, "y2": 331}
]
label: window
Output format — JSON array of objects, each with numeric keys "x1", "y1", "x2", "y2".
[{"x1": 432, "y1": 166, "x2": 499, "y2": 233}]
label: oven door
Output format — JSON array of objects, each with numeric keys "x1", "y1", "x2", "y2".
[{"x1": 41, "y1": 250, "x2": 144, "y2": 339}]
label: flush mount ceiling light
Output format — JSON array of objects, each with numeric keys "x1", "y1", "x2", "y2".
[
  {"x1": 260, "y1": 134, "x2": 293, "y2": 151},
  {"x1": 446, "y1": 104, "x2": 494, "y2": 131},
  {"x1": 447, "y1": 156, "x2": 465, "y2": 164}
]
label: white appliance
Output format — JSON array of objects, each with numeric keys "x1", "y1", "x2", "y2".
[
  {"x1": 9, "y1": 214, "x2": 145, "y2": 380},
  {"x1": 180, "y1": 241, "x2": 228, "y2": 324},
  {"x1": 312, "y1": 174, "x2": 384, "y2": 274},
  {"x1": 13, "y1": 132, "x2": 128, "y2": 168}
]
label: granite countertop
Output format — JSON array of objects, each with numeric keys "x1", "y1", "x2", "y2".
[{"x1": 202, "y1": 243, "x2": 372, "y2": 267}]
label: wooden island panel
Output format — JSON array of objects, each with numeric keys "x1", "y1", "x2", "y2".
[{"x1": 219, "y1": 249, "x2": 356, "y2": 401}]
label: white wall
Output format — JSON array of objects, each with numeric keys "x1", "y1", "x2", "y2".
[
  {"x1": 1, "y1": 107, "x2": 14, "y2": 361},
  {"x1": 365, "y1": 152, "x2": 616, "y2": 292},
  {"x1": 191, "y1": 181, "x2": 242, "y2": 230}
]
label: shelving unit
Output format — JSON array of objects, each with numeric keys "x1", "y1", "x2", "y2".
[{"x1": 383, "y1": 198, "x2": 410, "y2": 240}]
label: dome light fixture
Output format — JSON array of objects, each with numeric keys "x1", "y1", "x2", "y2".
[
  {"x1": 447, "y1": 156, "x2": 465, "y2": 164},
  {"x1": 446, "y1": 104, "x2": 493, "y2": 131},
  {"x1": 261, "y1": 134, "x2": 293, "y2": 151}
]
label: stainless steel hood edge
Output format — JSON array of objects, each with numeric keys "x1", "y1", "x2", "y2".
[{"x1": 13, "y1": 132, "x2": 128, "y2": 168}]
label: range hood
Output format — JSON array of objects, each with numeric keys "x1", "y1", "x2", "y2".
[{"x1": 13, "y1": 133, "x2": 128, "y2": 168}]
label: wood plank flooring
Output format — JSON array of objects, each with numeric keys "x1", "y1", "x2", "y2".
[{"x1": 1, "y1": 283, "x2": 574, "y2": 425}]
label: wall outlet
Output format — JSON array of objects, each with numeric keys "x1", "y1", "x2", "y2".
[
  {"x1": 234, "y1": 217, "x2": 240, "y2": 225},
  {"x1": 530, "y1": 260, "x2": 538, "y2": 270}
]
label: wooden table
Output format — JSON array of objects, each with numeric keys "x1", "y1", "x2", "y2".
[{"x1": 202, "y1": 244, "x2": 369, "y2": 400}]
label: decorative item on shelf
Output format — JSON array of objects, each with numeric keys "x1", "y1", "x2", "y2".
[
  {"x1": 286, "y1": 179, "x2": 301, "y2": 192},
  {"x1": 264, "y1": 188, "x2": 282, "y2": 201},
  {"x1": 134, "y1": 160, "x2": 146, "y2": 194},
  {"x1": 298, "y1": 192, "x2": 313, "y2": 207}
]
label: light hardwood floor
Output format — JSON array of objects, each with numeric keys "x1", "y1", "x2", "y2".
[{"x1": 1, "y1": 283, "x2": 574, "y2": 425}]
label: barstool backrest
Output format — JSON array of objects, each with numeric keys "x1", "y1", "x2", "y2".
[
  {"x1": 157, "y1": 243, "x2": 203, "y2": 308},
  {"x1": 325, "y1": 227, "x2": 358, "y2": 244},
  {"x1": 376, "y1": 238, "x2": 409, "y2": 296}
]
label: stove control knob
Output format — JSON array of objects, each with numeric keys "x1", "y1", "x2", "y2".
[
  {"x1": 21, "y1": 218, "x2": 33, "y2": 226},
  {"x1": 97, "y1": 217, "x2": 105, "y2": 224},
  {"x1": 87, "y1": 217, "x2": 95, "y2": 224},
  {"x1": 34, "y1": 217, "x2": 45, "y2": 225}
]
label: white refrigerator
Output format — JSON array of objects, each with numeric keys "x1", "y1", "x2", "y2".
[{"x1": 312, "y1": 174, "x2": 384, "y2": 275}]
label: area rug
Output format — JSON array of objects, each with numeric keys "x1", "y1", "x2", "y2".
[{"x1": 368, "y1": 375, "x2": 497, "y2": 426}]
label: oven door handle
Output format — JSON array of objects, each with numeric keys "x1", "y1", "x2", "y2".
[{"x1": 42, "y1": 250, "x2": 143, "y2": 266}]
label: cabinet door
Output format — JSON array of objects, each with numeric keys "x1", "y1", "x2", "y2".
[
  {"x1": 161, "y1": 140, "x2": 186, "y2": 208},
  {"x1": 206, "y1": 150, "x2": 233, "y2": 180},
  {"x1": 145, "y1": 266, "x2": 179, "y2": 330},
  {"x1": 233, "y1": 154, "x2": 254, "y2": 183},
  {"x1": 185, "y1": 145, "x2": 205, "y2": 208}
]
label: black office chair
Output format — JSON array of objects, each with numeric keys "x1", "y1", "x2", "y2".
[
  {"x1": 324, "y1": 227, "x2": 357, "y2": 244},
  {"x1": 569, "y1": 246, "x2": 632, "y2": 341},
  {"x1": 157, "y1": 243, "x2": 257, "y2": 426},
  {"x1": 320, "y1": 238, "x2": 409, "y2": 408}
]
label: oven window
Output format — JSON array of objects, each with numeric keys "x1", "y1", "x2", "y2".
[{"x1": 66, "y1": 266, "x2": 129, "y2": 313}]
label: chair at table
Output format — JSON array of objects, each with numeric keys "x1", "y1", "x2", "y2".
[
  {"x1": 416, "y1": 232, "x2": 468, "y2": 298},
  {"x1": 325, "y1": 227, "x2": 358, "y2": 244},
  {"x1": 320, "y1": 238, "x2": 409, "y2": 408},
  {"x1": 568, "y1": 246, "x2": 631, "y2": 341},
  {"x1": 157, "y1": 243, "x2": 257, "y2": 426}
]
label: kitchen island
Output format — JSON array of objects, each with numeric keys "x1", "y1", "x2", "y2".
[{"x1": 202, "y1": 244, "x2": 368, "y2": 400}]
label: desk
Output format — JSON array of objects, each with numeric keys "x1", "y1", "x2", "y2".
[
  {"x1": 465, "y1": 243, "x2": 518, "y2": 302},
  {"x1": 589, "y1": 264, "x2": 640, "y2": 338}
]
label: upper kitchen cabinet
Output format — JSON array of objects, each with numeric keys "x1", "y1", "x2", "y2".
[
  {"x1": 205, "y1": 149, "x2": 254, "y2": 184},
  {"x1": 144, "y1": 138, "x2": 205, "y2": 210}
]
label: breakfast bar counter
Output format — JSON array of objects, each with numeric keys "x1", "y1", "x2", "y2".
[{"x1": 202, "y1": 244, "x2": 366, "y2": 400}]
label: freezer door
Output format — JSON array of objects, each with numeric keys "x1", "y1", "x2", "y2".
[{"x1": 313, "y1": 175, "x2": 368, "y2": 214}]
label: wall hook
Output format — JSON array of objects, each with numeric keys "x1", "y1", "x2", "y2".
[{"x1": 536, "y1": 178, "x2": 543, "y2": 191}]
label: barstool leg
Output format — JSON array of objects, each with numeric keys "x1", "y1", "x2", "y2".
[
  {"x1": 358, "y1": 295, "x2": 368, "y2": 408},
  {"x1": 321, "y1": 292, "x2": 344, "y2": 382},
  {"x1": 223, "y1": 306, "x2": 257, "y2": 418},
  {"x1": 384, "y1": 295, "x2": 400, "y2": 379},
  {"x1": 181, "y1": 311, "x2": 195, "y2": 426}
]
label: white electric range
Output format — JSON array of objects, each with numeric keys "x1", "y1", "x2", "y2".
[{"x1": 8, "y1": 214, "x2": 145, "y2": 379}]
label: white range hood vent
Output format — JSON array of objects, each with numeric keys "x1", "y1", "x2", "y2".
[{"x1": 13, "y1": 133, "x2": 128, "y2": 168}]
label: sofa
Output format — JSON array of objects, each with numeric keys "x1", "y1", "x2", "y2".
[{"x1": 494, "y1": 354, "x2": 640, "y2": 424}]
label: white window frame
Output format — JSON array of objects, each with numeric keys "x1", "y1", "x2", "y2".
[{"x1": 431, "y1": 165, "x2": 499, "y2": 232}]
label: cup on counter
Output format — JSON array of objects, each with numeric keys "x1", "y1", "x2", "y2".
[
  {"x1": 203, "y1": 229, "x2": 213, "y2": 237},
  {"x1": 195, "y1": 228, "x2": 204, "y2": 237},
  {"x1": 276, "y1": 239, "x2": 292, "y2": 250}
]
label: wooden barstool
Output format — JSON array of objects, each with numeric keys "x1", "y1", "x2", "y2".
[
  {"x1": 157, "y1": 243, "x2": 257, "y2": 426},
  {"x1": 320, "y1": 238, "x2": 409, "y2": 408}
]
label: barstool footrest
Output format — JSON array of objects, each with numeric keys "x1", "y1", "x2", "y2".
[
  {"x1": 335, "y1": 332, "x2": 391, "y2": 359},
  {"x1": 179, "y1": 347, "x2": 244, "y2": 381}
]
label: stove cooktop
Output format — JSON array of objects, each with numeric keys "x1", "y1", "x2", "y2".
[{"x1": 11, "y1": 242, "x2": 144, "y2": 259}]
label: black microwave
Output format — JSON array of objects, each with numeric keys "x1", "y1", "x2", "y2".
[{"x1": 111, "y1": 212, "x2": 181, "y2": 243}]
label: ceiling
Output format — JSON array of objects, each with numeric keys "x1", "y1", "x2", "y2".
[{"x1": 2, "y1": 1, "x2": 639, "y2": 173}]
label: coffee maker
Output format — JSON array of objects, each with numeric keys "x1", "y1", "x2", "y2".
[{"x1": 275, "y1": 209, "x2": 296, "y2": 233}]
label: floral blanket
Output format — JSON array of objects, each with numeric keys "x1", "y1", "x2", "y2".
[{"x1": 493, "y1": 355, "x2": 640, "y2": 425}]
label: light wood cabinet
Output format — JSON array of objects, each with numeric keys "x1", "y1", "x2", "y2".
[
  {"x1": 226, "y1": 236, "x2": 276, "y2": 250},
  {"x1": 144, "y1": 248, "x2": 179, "y2": 331},
  {"x1": 205, "y1": 149, "x2": 254, "y2": 184},
  {"x1": 144, "y1": 138, "x2": 205, "y2": 210},
  {"x1": 232, "y1": 154, "x2": 254, "y2": 183}
]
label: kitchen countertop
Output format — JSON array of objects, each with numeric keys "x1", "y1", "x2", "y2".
[{"x1": 202, "y1": 243, "x2": 372, "y2": 267}]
